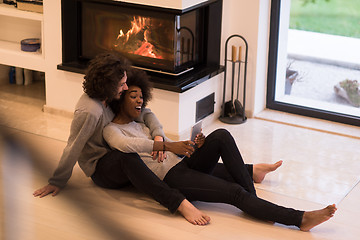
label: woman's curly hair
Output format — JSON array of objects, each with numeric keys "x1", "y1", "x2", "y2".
[
  {"x1": 110, "y1": 68, "x2": 153, "y2": 115},
  {"x1": 83, "y1": 51, "x2": 130, "y2": 102}
]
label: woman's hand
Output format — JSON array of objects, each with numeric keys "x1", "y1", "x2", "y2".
[
  {"x1": 194, "y1": 133, "x2": 205, "y2": 148},
  {"x1": 152, "y1": 136, "x2": 167, "y2": 162},
  {"x1": 33, "y1": 184, "x2": 60, "y2": 198},
  {"x1": 166, "y1": 141, "x2": 195, "y2": 158}
]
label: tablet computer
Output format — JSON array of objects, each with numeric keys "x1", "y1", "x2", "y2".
[{"x1": 190, "y1": 121, "x2": 202, "y2": 141}]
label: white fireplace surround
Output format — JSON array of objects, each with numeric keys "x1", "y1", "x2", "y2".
[{"x1": 0, "y1": 0, "x2": 271, "y2": 139}]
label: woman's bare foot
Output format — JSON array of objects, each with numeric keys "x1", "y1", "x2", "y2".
[
  {"x1": 300, "y1": 204, "x2": 337, "y2": 231},
  {"x1": 177, "y1": 199, "x2": 211, "y2": 225},
  {"x1": 253, "y1": 160, "x2": 283, "y2": 183}
]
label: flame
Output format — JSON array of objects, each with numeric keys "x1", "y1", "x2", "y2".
[{"x1": 115, "y1": 16, "x2": 163, "y2": 59}]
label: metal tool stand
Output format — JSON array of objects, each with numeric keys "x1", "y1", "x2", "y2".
[{"x1": 219, "y1": 34, "x2": 248, "y2": 124}]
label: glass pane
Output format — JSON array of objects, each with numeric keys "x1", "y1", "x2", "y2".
[
  {"x1": 270, "y1": 0, "x2": 360, "y2": 123},
  {"x1": 82, "y1": 2, "x2": 175, "y2": 71},
  {"x1": 81, "y1": 2, "x2": 200, "y2": 73}
]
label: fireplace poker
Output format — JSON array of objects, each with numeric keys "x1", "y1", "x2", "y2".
[
  {"x1": 234, "y1": 46, "x2": 244, "y2": 117},
  {"x1": 224, "y1": 46, "x2": 237, "y2": 117},
  {"x1": 187, "y1": 38, "x2": 191, "y2": 61},
  {"x1": 181, "y1": 37, "x2": 184, "y2": 64}
]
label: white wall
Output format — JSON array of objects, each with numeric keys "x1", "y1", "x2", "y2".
[
  {"x1": 147, "y1": 73, "x2": 223, "y2": 139},
  {"x1": 43, "y1": 0, "x2": 270, "y2": 121},
  {"x1": 43, "y1": 0, "x2": 84, "y2": 113},
  {"x1": 220, "y1": 0, "x2": 270, "y2": 117}
]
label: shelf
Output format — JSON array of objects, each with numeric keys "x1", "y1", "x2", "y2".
[
  {"x1": 0, "y1": 40, "x2": 45, "y2": 72},
  {"x1": 0, "y1": 3, "x2": 43, "y2": 21},
  {"x1": 0, "y1": 4, "x2": 44, "y2": 72}
]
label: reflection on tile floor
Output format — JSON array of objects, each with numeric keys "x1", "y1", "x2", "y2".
[
  {"x1": 204, "y1": 119, "x2": 360, "y2": 205},
  {"x1": 0, "y1": 82, "x2": 72, "y2": 142}
]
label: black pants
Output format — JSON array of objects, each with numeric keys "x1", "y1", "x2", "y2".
[
  {"x1": 91, "y1": 150, "x2": 184, "y2": 213},
  {"x1": 163, "y1": 129, "x2": 304, "y2": 227}
]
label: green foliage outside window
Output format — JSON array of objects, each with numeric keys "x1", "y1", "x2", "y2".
[{"x1": 290, "y1": 0, "x2": 360, "y2": 38}]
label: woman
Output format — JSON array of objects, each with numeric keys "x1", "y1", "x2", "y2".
[{"x1": 104, "y1": 69, "x2": 337, "y2": 230}]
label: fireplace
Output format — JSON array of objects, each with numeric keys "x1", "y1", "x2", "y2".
[
  {"x1": 58, "y1": 0, "x2": 223, "y2": 92},
  {"x1": 81, "y1": 1, "x2": 201, "y2": 75}
]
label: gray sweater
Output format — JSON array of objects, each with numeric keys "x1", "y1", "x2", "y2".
[
  {"x1": 48, "y1": 93, "x2": 165, "y2": 188},
  {"x1": 103, "y1": 121, "x2": 182, "y2": 180}
]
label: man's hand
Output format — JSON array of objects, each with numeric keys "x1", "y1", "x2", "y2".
[
  {"x1": 152, "y1": 136, "x2": 167, "y2": 162},
  {"x1": 33, "y1": 184, "x2": 60, "y2": 198}
]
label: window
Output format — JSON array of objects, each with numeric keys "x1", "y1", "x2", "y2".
[{"x1": 267, "y1": 0, "x2": 360, "y2": 126}]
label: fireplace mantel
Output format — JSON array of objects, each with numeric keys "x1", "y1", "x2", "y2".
[
  {"x1": 114, "y1": 0, "x2": 210, "y2": 10},
  {"x1": 57, "y1": 63, "x2": 223, "y2": 92}
]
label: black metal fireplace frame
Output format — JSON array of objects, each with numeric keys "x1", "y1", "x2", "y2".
[{"x1": 57, "y1": 0, "x2": 224, "y2": 92}]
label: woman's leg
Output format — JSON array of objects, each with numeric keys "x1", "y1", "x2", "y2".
[
  {"x1": 164, "y1": 162, "x2": 304, "y2": 227},
  {"x1": 185, "y1": 129, "x2": 256, "y2": 195},
  {"x1": 212, "y1": 161, "x2": 283, "y2": 184},
  {"x1": 91, "y1": 150, "x2": 184, "y2": 213},
  {"x1": 212, "y1": 162, "x2": 253, "y2": 183}
]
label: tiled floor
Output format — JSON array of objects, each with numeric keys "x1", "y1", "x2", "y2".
[{"x1": 1, "y1": 82, "x2": 360, "y2": 240}]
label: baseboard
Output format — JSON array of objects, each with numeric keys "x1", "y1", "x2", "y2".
[{"x1": 42, "y1": 105, "x2": 73, "y2": 118}]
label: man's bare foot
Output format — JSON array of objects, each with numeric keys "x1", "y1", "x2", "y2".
[
  {"x1": 300, "y1": 204, "x2": 337, "y2": 231},
  {"x1": 177, "y1": 199, "x2": 211, "y2": 225},
  {"x1": 253, "y1": 160, "x2": 283, "y2": 183}
]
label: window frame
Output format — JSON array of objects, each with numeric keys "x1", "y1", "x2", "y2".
[{"x1": 266, "y1": 0, "x2": 360, "y2": 127}]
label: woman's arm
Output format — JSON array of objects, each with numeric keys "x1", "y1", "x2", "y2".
[
  {"x1": 153, "y1": 140, "x2": 195, "y2": 158},
  {"x1": 104, "y1": 123, "x2": 195, "y2": 158},
  {"x1": 103, "y1": 124, "x2": 154, "y2": 153},
  {"x1": 151, "y1": 135, "x2": 167, "y2": 163}
]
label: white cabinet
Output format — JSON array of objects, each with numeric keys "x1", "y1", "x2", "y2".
[{"x1": 0, "y1": 4, "x2": 45, "y2": 72}]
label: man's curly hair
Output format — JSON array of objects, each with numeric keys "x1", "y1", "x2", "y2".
[
  {"x1": 110, "y1": 68, "x2": 153, "y2": 115},
  {"x1": 83, "y1": 51, "x2": 130, "y2": 102}
]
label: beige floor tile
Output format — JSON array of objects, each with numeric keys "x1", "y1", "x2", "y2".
[{"x1": 1, "y1": 84, "x2": 359, "y2": 240}]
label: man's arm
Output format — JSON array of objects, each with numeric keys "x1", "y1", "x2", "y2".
[
  {"x1": 48, "y1": 112, "x2": 99, "y2": 187},
  {"x1": 33, "y1": 112, "x2": 99, "y2": 198},
  {"x1": 33, "y1": 184, "x2": 60, "y2": 198},
  {"x1": 136, "y1": 108, "x2": 165, "y2": 139},
  {"x1": 136, "y1": 108, "x2": 167, "y2": 161}
]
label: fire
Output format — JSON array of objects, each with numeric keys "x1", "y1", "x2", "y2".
[{"x1": 114, "y1": 16, "x2": 163, "y2": 59}]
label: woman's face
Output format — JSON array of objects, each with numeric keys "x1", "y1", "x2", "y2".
[{"x1": 122, "y1": 85, "x2": 143, "y2": 120}]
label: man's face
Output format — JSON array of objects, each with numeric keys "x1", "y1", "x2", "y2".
[{"x1": 114, "y1": 71, "x2": 128, "y2": 100}]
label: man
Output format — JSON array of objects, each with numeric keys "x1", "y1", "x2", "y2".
[{"x1": 33, "y1": 51, "x2": 210, "y2": 225}]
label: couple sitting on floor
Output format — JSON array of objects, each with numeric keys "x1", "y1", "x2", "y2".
[{"x1": 34, "y1": 52, "x2": 336, "y2": 231}]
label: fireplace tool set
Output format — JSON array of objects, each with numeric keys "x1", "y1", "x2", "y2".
[{"x1": 220, "y1": 34, "x2": 248, "y2": 124}]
